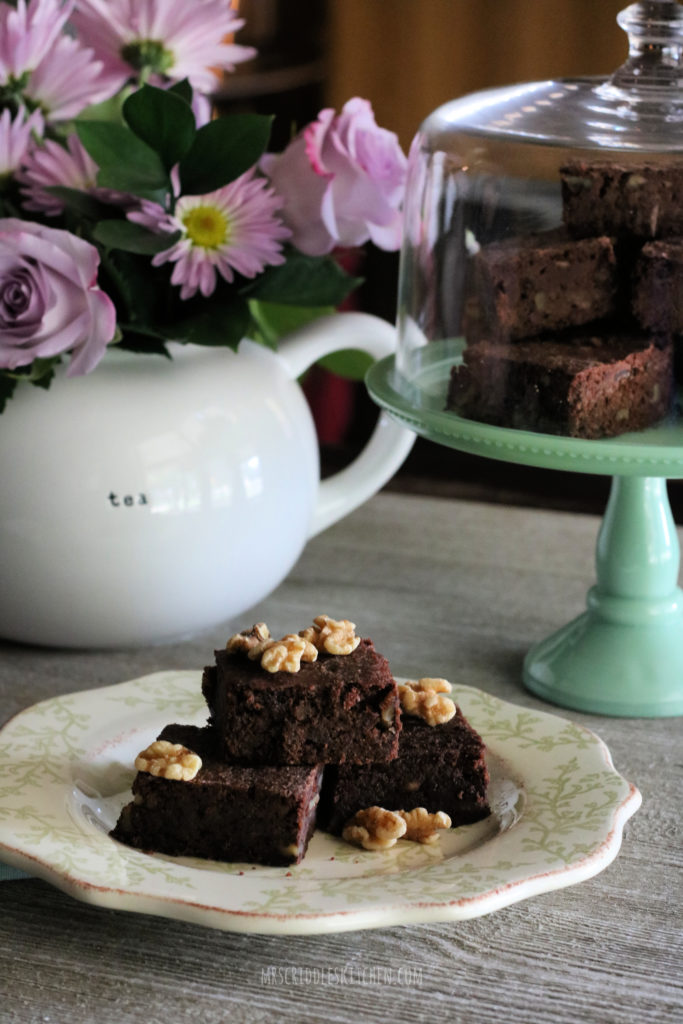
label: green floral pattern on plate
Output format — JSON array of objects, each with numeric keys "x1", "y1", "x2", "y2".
[{"x1": 0, "y1": 672, "x2": 640, "y2": 934}]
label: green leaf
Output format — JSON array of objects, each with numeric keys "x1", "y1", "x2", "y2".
[
  {"x1": 168, "y1": 79, "x2": 192, "y2": 105},
  {"x1": 76, "y1": 120, "x2": 169, "y2": 195},
  {"x1": 178, "y1": 114, "x2": 273, "y2": 195},
  {"x1": 0, "y1": 373, "x2": 17, "y2": 414},
  {"x1": 0, "y1": 357, "x2": 60, "y2": 415},
  {"x1": 46, "y1": 186, "x2": 113, "y2": 220},
  {"x1": 248, "y1": 300, "x2": 335, "y2": 350},
  {"x1": 116, "y1": 329, "x2": 172, "y2": 357},
  {"x1": 123, "y1": 84, "x2": 196, "y2": 171},
  {"x1": 27, "y1": 357, "x2": 59, "y2": 387},
  {"x1": 93, "y1": 219, "x2": 180, "y2": 255},
  {"x1": 97, "y1": 248, "x2": 172, "y2": 329},
  {"x1": 244, "y1": 250, "x2": 362, "y2": 307},
  {"x1": 173, "y1": 296, "x2": 251, "y2": 348},
  {"x1": 317, "y1": 348, "x2": 374, "y2": 380}
]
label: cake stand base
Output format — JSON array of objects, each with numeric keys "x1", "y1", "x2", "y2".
[
  {"x1": 523, "y1": 476, "x2": 683, "y2": 717},
  {"x1": 523, "y1": 607, "x2": 683, "y2": 716}
]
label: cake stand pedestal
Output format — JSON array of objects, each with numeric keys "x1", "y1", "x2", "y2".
[
  {"x1": 366, "y1": 340, "x2": 683, "y2": 717},
  {"x1": 524, "y1": 474, "x2": 683, "y2": 716}
]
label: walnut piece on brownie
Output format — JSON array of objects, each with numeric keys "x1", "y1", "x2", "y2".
[
  {"x1": 226, "y1": 622, "x2": 271, "y2": 655},
  {"x1": 260, "y1": 634, "x2": 318, "y2": 673},
  {"x1": 134, "y1": 740, "x2": 202, "y2": 781},
  {"x1": 398, "y1": 678, "x2": 456, "y2": 725},
  {"x1": 300, "y1": 614, "x2": 360, "y2": 656}
]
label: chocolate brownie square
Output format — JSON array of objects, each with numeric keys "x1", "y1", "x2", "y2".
[
  {"x1": 632, "y1": 238, "x2": 683, "y2": 335},
  {"x1": 464, "y1": 229, "x2": 618, "y2": 343},
  {"x1": 561, "y1": 160, "x2": 683, "y2": 240},
  {"x1": 203, "y1": 638, "x2": 401, "y2": 766},
  {"x1": 448, "y1": 332, "x2": 673, "y2": 439},
  {"x1": 111, "y1": 724, "x2": 323, "y2": 866},
  {"x1": 319, "y1": 708, "x2": 490, "y2": 836}
]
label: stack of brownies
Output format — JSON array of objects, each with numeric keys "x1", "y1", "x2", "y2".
[
  {"x1": 447, "y1": 159, "x2": 683, "y2": 439},
  {"x1": 112, "y1": 616, "x2": 490, "y2": 866}
]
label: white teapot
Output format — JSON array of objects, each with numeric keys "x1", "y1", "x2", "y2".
[{"x1": 0, "y1": 313, "x2": 413, "y2": 648}]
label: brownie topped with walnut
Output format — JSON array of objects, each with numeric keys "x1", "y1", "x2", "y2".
[
  {"x1": 319, "y1": 678, "x2": 490, "y2": 839},
  {"x1": 202, "y1": 616, "x2": 401, "y2": 766},
  {"x1": 111, "y1": 723, "x2": 323, "y2": 866}
]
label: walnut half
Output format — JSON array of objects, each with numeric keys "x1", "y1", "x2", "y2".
[
  {"x1": 399, "y1": 807, "x2": 452, "y2": 844},
  {"x1": 226, "y1": 622, "x2": 271, "y2": 655},
  {"x1": 342, "y1": 807, "x2": 407, "y2": 851},
  {"x1": 300, "y1": 614, "x2": 360, "y2": 656},
  {"x1": 135, "y1": 740, "x2": 202, "y2": 781},
  {"x1": 260, "y1": 634, "x2": 318, "y2": 673},
  {"x1": 398, "y1": 678, "x2": 456, "y2": 726},
  {"x1": 226, "y1": 622, "x2": 318, "y2": 672}
]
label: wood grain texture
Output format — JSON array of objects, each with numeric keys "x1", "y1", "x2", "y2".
[
  {"x1": 1, "y1": 494, "x2": 681, "y2": 1024},
  {"x1": 326, "y1": 0, "x2": 628, "y2": 148}
]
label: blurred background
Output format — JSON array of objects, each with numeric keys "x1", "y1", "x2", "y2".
[{"x1": 217, "y1": 0, "x2": 682, "y2": 519}]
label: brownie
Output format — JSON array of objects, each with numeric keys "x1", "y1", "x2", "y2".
[
  {"x1": 203, "y1": 638, "x2": 401, "y2": 766},
  {"x1": 632, "y1": 239, "x2": 683, "y2": 334},
  {"x1": 319, "y1": 707, "x2": 490, "y2": 836},
  {"x1": 464, "y1": 229, "x2": 618, "y2": 343},
  {"x1": 448, "y1": 332, "x2": 673, "y2": 439},
  {"x1": 111, "y1": 724, "x2": 323, "y2": 866},
  {"x1": 561, "y1": 160, "x2": 683, "y2": 240}
]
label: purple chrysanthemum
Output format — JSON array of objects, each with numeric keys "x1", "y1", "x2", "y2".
[
  {"x1": 0, "y1": 0, "x2": 119, "y2": 121},
  {"x1": 71, "y1": 0, "x2": 256, "y2": 94},
  {"x1": 24, "y1": 30, "x2": 120, "y2": 121},
  {"x1": 0, "y1": 0, "x2": 70, "y2": 79},
  {"x1": 0, "y1": 107, "x2": 43, "y2": 177},
  {"x1": 129, "y1": 171, "x2": 290, "y2": 300},
  {"x1": 17, "y1": 133, "x2": 98, "y2": 215}
]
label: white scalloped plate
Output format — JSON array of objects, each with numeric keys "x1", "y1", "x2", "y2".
[{"x1": 0, "y1": 671, "x2": 640, "y2": 934}]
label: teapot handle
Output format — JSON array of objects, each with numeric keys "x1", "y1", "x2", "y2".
[{"x1": 277, "y1": 312, "x2": 415, "y2": 538}]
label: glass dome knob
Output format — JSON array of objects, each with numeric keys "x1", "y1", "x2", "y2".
[{"x1": 610, "y1": 0, "x2": 683, "y2": 89}]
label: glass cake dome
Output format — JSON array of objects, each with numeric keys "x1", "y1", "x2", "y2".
[
  {"x1": 367, "y1": 1, "x2": 683, "y2": 719},
  {"x1": 389, "y1": 0, "x2": 683, "y2": 444}
]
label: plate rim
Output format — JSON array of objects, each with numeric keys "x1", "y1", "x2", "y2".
[{"x1": 0, "y1": 672, "x2": 642, "y2": 934}]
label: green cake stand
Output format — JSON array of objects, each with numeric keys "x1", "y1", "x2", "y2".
[{"x1": 366, "y1": 339, "x2": 683, "y2": 718}]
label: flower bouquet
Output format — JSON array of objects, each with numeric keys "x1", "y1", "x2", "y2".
[{"x1": 0, "y1": 0, "x2": 407, "y2": 413}]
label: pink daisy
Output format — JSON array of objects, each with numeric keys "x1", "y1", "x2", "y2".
[
  {"x1": 70, "y1": 0, "x2": 256, "y2": 95},
  {"x1": 17, "y1": 133, "x2": 98, "y2": 216},
  {"x1": 129, "y1": 171, "x2": 290, "y2": 300},
  {"x1": 0, "y1": 0, "x2": 70, "y2": 79},
  {"x1": 0, "y1": 0, "x2": 118, "y2": 120},
  {"x1": 24, "y1": 31, "x2": 121, "y2": 121},
  {"x1": 0, "y1": 107, "x2": 43, "y2": 177}
]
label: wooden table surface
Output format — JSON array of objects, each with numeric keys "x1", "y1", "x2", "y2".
[{"x1": 1, "y1": 492, "x2": 680, "y2": 1024}]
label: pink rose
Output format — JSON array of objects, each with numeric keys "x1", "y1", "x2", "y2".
[
  {"x1": 263, "y1": 98, "x2": 407, "y2": 256},
  {"x1": 0, "y1": 218, "x2": 116, "y2": 376}
]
